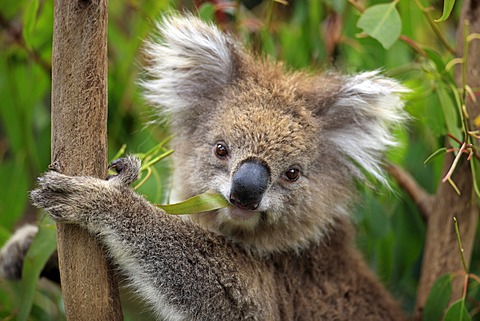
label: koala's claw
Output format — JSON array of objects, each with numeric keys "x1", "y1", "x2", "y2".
[
  {"x1": 30, "y1": 171, "x2": 90, "y2": 223},
  {"x1": 47, "y1": 161, "x2": 63, "y2": 172},
  {"x1": 107, "y1": 155, "x2": 141, "y2": 186}
]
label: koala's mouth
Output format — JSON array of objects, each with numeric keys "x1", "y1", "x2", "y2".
[{"x1": 227, "y1": 207, "x2": 260, "y2": 221}]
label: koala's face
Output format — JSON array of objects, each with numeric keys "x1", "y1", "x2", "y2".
[
  {"x1": 144, "y1": 16, "x2": 407, "y2": 252},
  {"x1": 175, "y1": 74, "x2": 358, "y2": 252},
  {"x1": 198, "y1": 80, "x2": 321, "y2": 227}
]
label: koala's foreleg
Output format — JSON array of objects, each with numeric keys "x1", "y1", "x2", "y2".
[{"x1": 31, "y1": 157, "x2": 264, "y2": 321}]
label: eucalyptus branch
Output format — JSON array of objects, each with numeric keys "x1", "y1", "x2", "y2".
[
  {"x1": 140, "y1": 135, "x2": 172, "y2": 160},
  {"x1": 453, "y1": 217, "x2": 468, "y2": 273},
  {"x1": 264, "y1": 0, "x2": 276, "y2": 32},
  {"x1": 461, "y1": 21, "x2": 469, "y2": 112},
  {"x1": 135, "y1": 166, "x2": 152, "y2": 190},
  {"x1": 111, "y1": 144, "x2": 127, "y2": 162},
  {"x1": 448, "y1": 133, "x2": 463, "y2": 146},
  {"x1": 437, "y1": 20, "x2": 480, "y2": 197},
  {"x1": 442, "y1": 142, "x2": 467, "y2": 184},
  {"x1": 348, "y1": 0, "x2": 365, "y2": 13},
  {"x1": 422, "y1": 7, "x2": 457, "y2": 56},
  {"x1": 399, "y1": 35, "x2": 427, "y2": 57},
  {"x1": 467, "y1": 33, "x2": 480, "y2": 42},
  {"x1": 349, "y1": 0, "x2": 427, "y2": 58},
  {"x1": 469, "y1": 273, "x2": 480, "y2": 284}
]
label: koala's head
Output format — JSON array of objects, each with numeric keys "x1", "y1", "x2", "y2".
[{"x1": 143, "y1": 15, "x2": 408, "y2": 253}]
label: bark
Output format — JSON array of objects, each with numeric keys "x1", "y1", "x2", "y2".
[
  {"x1": 412, "y1": 0, "x2": 480, "y2": 319},
  {"x1": 413, "y1": 159, "x2": 477, "y2": 320},
  {"x1": 51, "y1": 0, "x2": 123, "y2": 320}
]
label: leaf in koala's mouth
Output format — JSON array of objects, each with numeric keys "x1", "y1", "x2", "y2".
[{"x1": 157, "y1": 193, "x2": 231, "y2": 215}]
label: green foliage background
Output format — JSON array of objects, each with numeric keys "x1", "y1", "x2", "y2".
[{"x1": 0, "y1": 0, "x2": 478, "y2": 320}]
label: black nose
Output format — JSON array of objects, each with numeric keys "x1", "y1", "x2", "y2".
[{"x1": 229, "y1": 161, "x2": 270, "y2": 211}]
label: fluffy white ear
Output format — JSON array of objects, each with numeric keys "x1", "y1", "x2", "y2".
[
  {"x1": 142, "y1": 15, "x2": 238, "y2": 115},
  {"x1": 323, "y1": 71, "x2": 409, "y2": 183}
]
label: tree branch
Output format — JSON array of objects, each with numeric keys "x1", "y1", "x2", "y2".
[
  {"x1": 51, "y1": 0, "x2": 123, "y2": 319},
  {"x1": 413, "y1": 0, "x2": 480, "y2": 317}
]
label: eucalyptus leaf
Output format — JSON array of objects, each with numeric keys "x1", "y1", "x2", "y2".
[
  {"x1": 423, "y1": 274, "x2": 453, "y2": 321},
  {"x1": 424, "y1": 48, "x2": 448, "y2": 74},
  {"x1": 444, "y1": 298, "x2": 472, "y2": 321},
  {"x1": 435, "y1": 0, "x2": 456, "y2": 22},
  {"x1": 424, "y1": 147, "x2": 448, "y2": 165},
  {"x1": 357, "y1": 2, "x2": 401, "y2": 49},
  {"x1": 18, "y1": 218, "x2": 57, "y2": 321},
  {"x1": 0, "y1": 159, "x2": 29, "y2": 230},
  {"x1": 198, "y1": 3, "x2": 216, "y2": 22},
  {"x1": 158, "y1": 192, "x2": 230, "y2": 215},
  {"x1": 22, "y1": 0, "x2": 39, "y2": 48},
  {"x1": 470, "y1": 157, "x2": 480, "y2": 200},
  {"x1": 437, "y1": 86, "x2": 462, "y2": 141}
]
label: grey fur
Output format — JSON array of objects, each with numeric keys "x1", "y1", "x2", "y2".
[
  {"x1": 11, "y1": 15, "x2": 408, "y2": 320},
  {"x1": 0, "y1": 224, "x2": 38, "y2": 280},
  {"x1": 30, "y1": 156, "x2": 404, "y2": 320}
]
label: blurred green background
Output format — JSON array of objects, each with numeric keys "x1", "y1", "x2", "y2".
[{"x1": 0, "y1": 0, "x2": 478, "y2": 320}]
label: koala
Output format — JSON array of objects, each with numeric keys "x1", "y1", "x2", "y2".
[
  {"x1": 7, "y1": 15, "x2": 408, "y2": 321},
  {"x1": 0, "y1": 225, "x2": 39, "y2": 280}
]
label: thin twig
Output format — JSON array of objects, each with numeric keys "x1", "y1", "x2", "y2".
[
  {"x1": 422, "y1": 8, "x2": 457, "y2": 55},
  {"x1": 399, "y1": 35, "x2": 428, "y2": 57},
  {"x1": 453, "y1": 217, "x2": 469, "y2": 273},
  {"x1": 135, "y1": 166, "x2": 152, "y2": 190},
  {"x1": 448, "y1": 133, "x2": 464, "y2": 145},
  {"x1": 348, "y1": 0, "x2": 365, "y2": 13},
  {"x1": 442, "y1": 142, "x2": 467, "y2": 183}
]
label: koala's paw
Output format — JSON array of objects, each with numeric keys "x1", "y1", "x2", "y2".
[
  {"x1": 0, "y1": 225, "x2": 38, "y2": 280},
  {"x1": 107, "y1": 155, "x2": 141, "y2": 186},
  {"x1": 30, "y1": 171, "x2": 109, "y2": 224}
]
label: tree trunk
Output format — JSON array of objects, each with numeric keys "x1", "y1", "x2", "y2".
[
  {"x1": 51, "y1": 0, "x2": 123, "y2": 320},
  {"x1": 413, "y1": 160, "x2": 477, "y2": 320},
  {"x1": 413, "y1": 0, "x2": 480, "y2": 319}
]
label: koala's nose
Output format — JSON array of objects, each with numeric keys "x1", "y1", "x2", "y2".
[{"x1": 229, "y1": 161, "x2": 270, "y2": 211}]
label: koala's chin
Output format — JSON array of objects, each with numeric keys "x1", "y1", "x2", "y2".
[
  {"x1": 189, "y1": 207, "x2": 263, "y2": 238},
  {"x1": 220, "y1": 207, "x2": 262, "y2": 228}
]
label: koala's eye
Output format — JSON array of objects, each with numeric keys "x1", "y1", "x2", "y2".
[
  {"x1": 214, "y1": 142, "x2": 229, "y2": 159},
  {"x1": 285, "y1": 167, "x2": 300, "y2": 182}
]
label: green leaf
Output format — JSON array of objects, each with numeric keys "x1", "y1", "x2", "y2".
[
  {"x1": 260, "y1": 29, "x2": 277, "y2": 58},
  {"x1": 357, "y1": 1, "x2": 402, "y2": 49},
  {"x1": 22, "y1": 0, "x2": 40, "y2": 48},
  {"x1": 198, "y1": 3, "x2": 216, "y2": 22},
  {"x1": 365, "y1": 196, "x2": 389, "y2": 239},
  {"x1": 0, "y1": 158, "x2": 29, "y2": 230},
  {"x1": 18, "y1": 218, "x2": 57, "y2": 321},
  {"x1": 424, "y1": 147, "x2": 448, "y2": 165},
  {"x1": 470, "y1": 157, "x2": 480, "y2": 200},
  {"x1": 437, "y1": 85, "x2": 462, "y2": 141},
  {"x1": 423, "y1": 274, "x2": 453, "y2": 321},
  {"x1": 444, "y1": 298, "x2": 472, "y2": 321},
  {"x1": 423, "y1": 48, "x2": 455, "y2": 84},
  {"x1": 435, "y1": 0, "x2": 456, "y2": 22},
  {"x1": 424, "y1": 48, "x2": 447, "y2": 72},
  {"x1": 157, "y1": 193, "x2": 231, "y2": 215}
]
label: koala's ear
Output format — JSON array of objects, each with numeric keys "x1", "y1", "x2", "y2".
[
  {"x1": 142, "y1": 15, "x2": 238, "y2": 116},
  {"x1": 316, "y1": 71, "x2": 409, "y2": 183}
]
